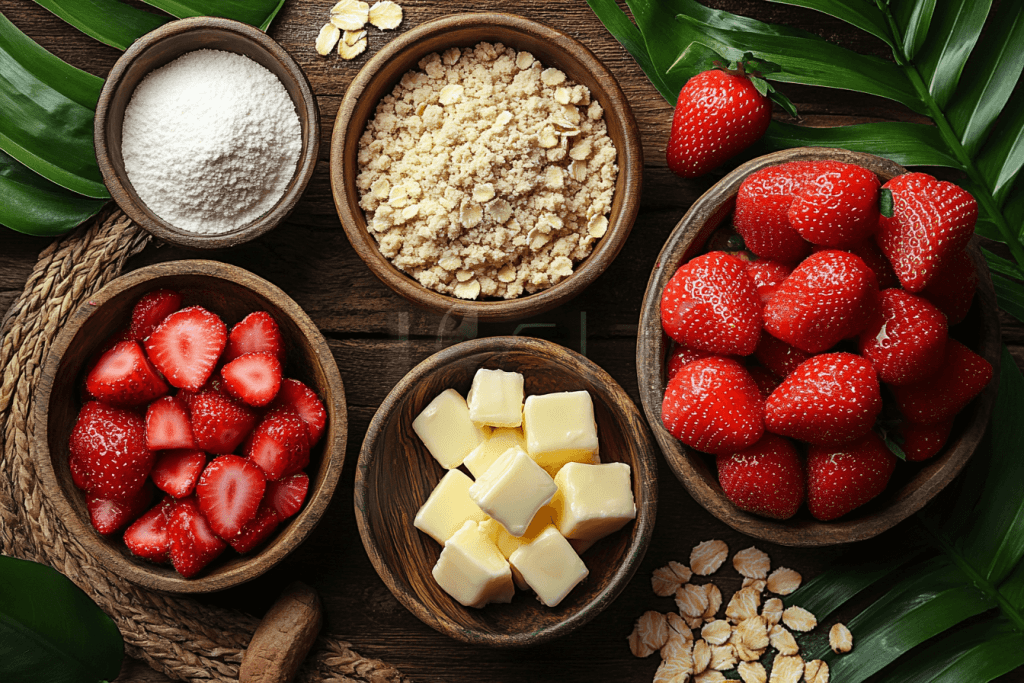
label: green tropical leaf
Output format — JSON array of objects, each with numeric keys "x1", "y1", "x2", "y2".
[
  {"x1": 879, "y1": 619, "x2": 1024, "y2": 683},
  {"x1": 891, "y1": 0, "x2": 936, "y2": 60},
  {"x1": 0, "y1": 150, "x2": 106, "y2": 235},
  {"x1": 911, "y1": 0, "x2": 992, "y2": 110},
  {"x1": 982, "y1": 248, "x2": 1024, "y2": 280},
  {"x1": 32, "y1": 0, "x2": 169, "y2": 51},
  {"x1": 0, "y1": 555, "x2": 123, "y2": 683},
  {"x1": 975, "y1": 83, "x2": 1024, "y2": 208},
  {"x1": 764, "y1": 0, "x2": 896, "y2": 49},
  {"x1": 139, "y1": 0, "x2": 287, "y2": 32},
  {"x1": 992, "y1": 273, "x2": 1024, "y2": 322}
]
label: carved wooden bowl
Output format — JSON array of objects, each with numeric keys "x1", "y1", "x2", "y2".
[
  {"x1": 355, "y1": 336, "x2": 657, "y2": 646},
  {"x1": 95, "y1": 17, "x2": 320, "y2": 249},
  {"x1": 31, "y1": 260, "x2": 347, "y2": 593},
  {"x1": 636, "y1": 147, "x2": 1001, "y2": 547},
  {"x1": 331, "y1": 12, "x2": 643, "y2": 322}
]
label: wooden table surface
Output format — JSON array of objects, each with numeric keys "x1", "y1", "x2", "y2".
[{"x1": 2, "y1": 1, "x2": 1022, "y2": 682}]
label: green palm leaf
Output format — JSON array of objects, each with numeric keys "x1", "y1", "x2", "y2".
[
  {"x1": 32, "y1": 0, "x2": 169, "y2": 51},
  {"x1": 0, "y1": 150, "x2": 105, "y2": 235}
]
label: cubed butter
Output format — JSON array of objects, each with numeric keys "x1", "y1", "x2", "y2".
[
  {"x1": 523, "y1": 391, "x2": 599, "y2": 469},
  {"x1": 481, "y1": 505, "x2": 557, "y2": 559},
  {"x1": 468, "y1": 446, "x2": 557, "y2": 537},
  {"x1": 432, "y1": 520, "x2": 515, "y2": 608},
  {"x1": 464, "y1": 427, "x2": 528, "y2": 478},
  {"x1": 466, "y1": 368, "x2": 525, "y2": 428},
  {"x1": 412, "y1": 388, "x2": 489, "y2": 469},
  {"x1": 552, "y1": 462, "x2": 636, "y2": 541},
  {"x1": 413, "y1": 469, "x2": 487, "y2": 545},
  {"x1": 569, "y1": 537, "x2": 597, "y2": 555},
  {"x1": 509, "y1": 525, "x2": 589, "y2": 607}
]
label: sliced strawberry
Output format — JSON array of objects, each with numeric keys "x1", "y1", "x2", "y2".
[
  {"x1": 190, "y1": 391, "x2": 259, "y2": 455},
  {"x1": 745, "y1": 260, "x2": 792, "y2": 305},
  {"x1": 228, "y1": 504, "x2": 281, "y2": 554},
  {"x1": 145, "y1": 306, "x2": 227, "y2": 392},
  {"x1": 265, "y1": 472, "x2": 309, "y2": 520},
  {"x1": 717, "y1": 434, "x2": 805, "y2": 520},
  {"x1": 70, "y1": 401, "x2": 154, "y2": 503},
  {"x1": 224, "y1": 311, "x2": 286, "y2": 365},
  {"x1": 151, "y1": 449, "x2": 207, "y2": 499},
  {"x1": 81, "y1": 326, "x2": 132, "y2": 401},
  {"x1": 130, "y1": 289, "x2": 182, "y2": 341},
  {"x1": 145, "y1": 395, "x2": 196, "y2": 450},
  {"x1": 807, "y1": 433, "x2": 897, "y2": 521},
  {"x1": 858, "y1": 289, "x2": 948, "y2": 385},
  {"x1": 86, "y1": 481, "x2": 154, "y2": 536},
  {"x1": 245, "y1": 410, "x2": 311, "y2": 481},
  {"x1": 899, "y1": 419, "x2": 954, "y2": 462},
  {"x1": 891, "y1": 339, "x2": 993, "y2": 425},
  {"x1": 85, "y1": 340, "x2": 169, "y2": 407},
  {"x1": 666, "y1": 344, "x2": 715, "y2": 381},
  {"x1": 753, "y1": 333, "x2": 812, "y2": 379},
  {"x1": 920, "y1": 249, "x2": 977, "y2": 325},
  {"x1": 124, "y1": 495, "x2": 175, "y2": 563},
  {"x1": 196, "y1": 455, "x2": 267, "y2": 540},
  {"x1": 221, "y1": 352, "x2": 282, "y2": 407},
  {"x1": 168, "y1": 497, "x2": 227, "y2": 578},
  {"x1": 268, "y1": 379, "x2": 327, "y2": 445}
]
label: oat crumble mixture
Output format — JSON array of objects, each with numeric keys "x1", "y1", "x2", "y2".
[{"x1": 355, "y1": 42, "x2": 619, "y2": 300}]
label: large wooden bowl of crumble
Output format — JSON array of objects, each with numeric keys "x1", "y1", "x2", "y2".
[{"x1": 331, "y1": 12, "x2": 642, "y2": 322}]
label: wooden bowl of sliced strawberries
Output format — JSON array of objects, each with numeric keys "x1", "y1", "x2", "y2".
[
  {"x1": 31, "y1": 260, "x2": 346, "y2": 592},
  {"x1": 637, "y1": 147, "x2": 1001, "y2": 547}
]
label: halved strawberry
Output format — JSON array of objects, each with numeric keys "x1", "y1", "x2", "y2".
[
  {"x1": 145, "y1": 306, "x2": 227, "y2": 392},
  {"x1": 268, "y1": 379, "x2": 327, "y2": 445},
  {"x1": 145, "y1": 395, "x2": 196, "y2": 451},
  {"x1": 224, "y1": 311, "x2": 286, "y2": 365},
  {"x1": 86, "y1": 481, "x2": 154, "y2": 536},
  {"x1": 228, "y1": 504, "x2": 281, "y2": 554},
  {"x1": 124, "y1": 495, "x2": 175, "y2": 563},
  {"x1": 891, "y1": 339, "x2": 993, "y2": 425},
  {"x1": 81, "y1": 326, "x2": 132, "y2": 401},
  {"x1": 151, "y1": 449, "x2": 207, "y2": 499},
  {"x1": 807, "y1": 433, "x2": 897, "y2": 521},
  {"x1": 168, "y1": 497, "x2": 227, "y2": 578},
  {"x1": 221, "y1": 352, "x2": 282, "y2": 407},
  {"x1": 265, "y1": 472, "x2": 309, "y2": 520},
  {"x1": 130, "y1": 289, "x2": 182, "y2": 342},
  {"x1": 245, "y1": 410, "x2": 311, "y2": 481},
  {"x1": 717, "y1": 434, "x2": 805, "y2": 520},
  {"x1": 190, "y1": 392, "x2": 258, "y2": 455},
  {"x1": 196, "y1": 455, "x2": 266, "y2": 540},
  {"x1": 70, "y1": 401, "x2": 154, "y2": 503},
  {"x1": 85, "y1": 341, "x2": 169, "y2": 407},
  {"x1": 899, "y1": 419, "x2": 954, "y2": 462}
]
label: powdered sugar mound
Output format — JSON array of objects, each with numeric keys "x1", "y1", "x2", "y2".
[{"x1": 121, "y1": 49, "x2": 302, "y2": 235}]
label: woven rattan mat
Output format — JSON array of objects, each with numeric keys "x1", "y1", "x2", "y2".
[{"x1": 0, "y1": 210, "x2": 408, "y2": 683}]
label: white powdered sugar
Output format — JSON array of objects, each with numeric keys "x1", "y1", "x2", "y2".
[{"x1": 121, "y1": 49, "x2": 302, "y2": 235}]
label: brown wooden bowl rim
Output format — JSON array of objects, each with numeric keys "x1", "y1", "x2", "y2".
[
  {"x1": 636, "y1": 147, "x2": 1002, "y2": 547},
  {"x1": 330, "y1": 12, "x2": 643, "y2": 323},
  {"x1": 354, "y1": 335, "x2": 658, "y2": 646},
  {"x1": 30, "y1": 259, "x2": 348, "y2": 593},
  {"x1": 94, "y1": 17, "x2": 321, "y2": 250}
]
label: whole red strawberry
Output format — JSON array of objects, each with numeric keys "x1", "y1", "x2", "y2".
[
  {"x1": 717, "y1": 434, "x2": 805, "y2": 520},
  {"x1": 765, "y1": 352, "x2": 882, "y2": 446},
  {"x1": 666, "y1": 67, "x2": 771, "y2": 178},
  {"x1": 734, "y1": 163, "x2": 814, "y2": 263},
  {"x1": 70, "y1": 401, "x2": 155, "y2": 503},
  {"x1": 899, "y1": 419, "x2": 954, "y2": 462},
  {"x1": 786, "y1": 161, "x2": 881, "y2": 246},
  {"x1": 753, "y1": 333, "x2": 811, "y2": 379},
  {"x1": 875, "y1": 173, "x2": 977, "y2": 292},
  {"x1": 660, "y1": 251, "x2": 762, "y2": 356},
  {"x1": 920, "y1": 248, "x2": 977, "y2": 325},
  {"x1": 859, "y1": 289, "x2": 948, "y2": 385},
  {"x1": 815, "y1": 239, "x2": 900, "y2": 291},
  {"x1": 666, "y1": 343, "x2": 715, "y2": 381},
  {"x1": 891, "y1": 339, "x2": 993, "y2": 425},
  {"x1": 745, "y1": 260, "x2": 792, "y2": 305},
  {"x1": 764, "y1": 250, "x2": 878, "y2": 353},
  {"x1": 661, "y1": 357, "x2": 764, "y2": 455},
  {"x1": 807, "y1": 433, "x2": 897, "y2": 521}
]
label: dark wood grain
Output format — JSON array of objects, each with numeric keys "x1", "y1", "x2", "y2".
[
  {"x1": 355, "y1": 336, "x2": 657, "y2": 646},
  {"x1": 95, "y1": 17, "x2": 321, "y2": 250},
  {"x1": 332, "y1": 12, "x2": 643, "y2": 322},
  {"x1": 30, "y1": 260, "x2": 348, "y2": 593},
  {"x1": 239, "y1": 581, "x2": 324, "y2": 683}
]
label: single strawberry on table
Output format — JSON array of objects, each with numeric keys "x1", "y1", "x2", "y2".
[
  {"x1": 807, "y1": 433, "x2": 898, "y2": 521},
  {"x1": 145, "y1": 306, "x2": 227, "y2": 392},
  {"x1": 70, "y1": 401, "x2": 154, "y2": 503},
  {"x1": 717, "y1": 434, "x2": 805, "y2": 520},
  {"x1": 858, "y1": 289, "x2": 948, "y2": 385},
  {"x1": 85, "y1": 340, "x2": 169, "y2": 407}
]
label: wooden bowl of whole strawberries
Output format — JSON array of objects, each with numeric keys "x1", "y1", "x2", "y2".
[
  {"x1": 637, "y1": 147, "x2": 1000, "y2": 547},
  {"x1": 32, "y1": 260, "x2": 346, "y2": 592}
]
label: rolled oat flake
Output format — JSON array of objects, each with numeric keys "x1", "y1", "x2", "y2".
[{"x1": 121, "y1": 49, "x2": 302, "y2": 235}]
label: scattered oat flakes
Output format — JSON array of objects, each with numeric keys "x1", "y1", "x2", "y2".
[
  {"x1": 731, "y1": 628, "x2": 763, "y2": 663},
  {"x1": 742, "y1": 578, "x2": 767, "y2": 592},
  {"x1": 662, "y1": 629, "x2": 694, "y2": 662},
  {"x1": 709, "y1": 644, "x2": 737, "y2": 671},
  {"x1": 725, "y1": 587, "x2": 761, "y2": 624},
  {"x1": 804, "y1": 659, "x2": 829, "y2": 683},
  {"x1": 768, "y1": 624, "x2": 799, "y2": 656},
  {"x1": 767, "y1": 568, "x2": 802, "y2": 595},
  {"x1": 368, "y1": 0, "x2": 402, "y2": 29},
  {"x1": 315, "y1": 23, "x2": 341, "y2": 55},
  {"x1": 782, "y1": 606, "x2": 817, "y2": 633},
  {"x1": 685, "y1": 615, "x2": 705, "y2": 630},
  {"x1": 829, "y1": 623, "x2": 853, "y2": 654},
  {"x1": 654, "y1": 655, "x2": 693, "y2": 683},
  {"x1": 703, "y1": 583, "x2": 723, "y2": 619},
  {"x1": 738, "y1": 661, "x2": 767, "y2": 683},
  {"x1": 762, "y1": 598, "x2": 784, "y2": 627},
  {"x1": 339, "y1": 35, "x2": 367, "y2": 59},
  {"x1": 638, "y1": 611, "x2": 670, "y2": 651},
  {"x1": 330, "y1": 0, "x2": 369, "y2": 30},
  {"x1": 692, "y1": 639, "x2": 711, "y2": 674},
  {"x1": 676, "y1": 583, "x2": 710, "y2": 618},
  {"x1": 737, "y1": 616, "x2": 769, "y2": 651},
  {"x1": 701, "y1": 620, "x2": 731, "y2": 646},
  {"x1": 695, "y1": 670, "x2": 726, "y2": 683},
  {"x1": 733, "y1": 547, "x2": 771, "y2": 579},
  {"x1": 690, "y1": 540, "x2": 729, "y2": 576},
  {"x1": 653, "y1": 561, "x2": 693, "y2": 596},
  {"x1": 769, "y1": 654, "x2": 805, "y2": 683},
  {"x1": 628, "y1": 619, "x2": 656, "y2": 658},
  {"x1": 343, "y1": 29, "x2": 366, "y2": 45}
]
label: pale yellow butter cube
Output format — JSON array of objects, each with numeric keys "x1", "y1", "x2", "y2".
[
  {"x1": 466, "y1": 368, "x2": 525, "y2": 428},
  {"x1": 432, "y1": 520, "x2": 514, "y2": 608},
  {"x1": 412, "y1": 388, "x2": 489, "y2": 469},
  {"x1": 569, "y1": 537, "x2": 597, "y2": 555},
  {"x1": 468, "y1": 446, "x2": 557, "y2": 537},
  {"x1": 552, "y1": 462, "x2": 636, "y2": 541},
  {"x1": 413, "y1": 469, "x2": 487, "y2": 545},
  {"x1": 523, "y1": 391, "x2": 599, "y2": 469},
  {"x1": 481, "y1": 505, "x2": 557, "y2": 559},
  {"x1": 464, "y1": 427, "x2": 527, "y2": 479},
  {"x1": 509, "y1": 525, "x2": 589, "y2": 607}
]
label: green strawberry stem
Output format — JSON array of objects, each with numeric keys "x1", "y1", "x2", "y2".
[{"x1": 873, "y1": 0, "x2": 1024, "y2": 272}]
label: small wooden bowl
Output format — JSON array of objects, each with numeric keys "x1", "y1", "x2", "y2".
[
  {"x1": 95, "y1": 17, "x2": 320, "y2": 250},
  {"x1": 636, "y1": 147, "x2": 1001, "y2": 547},
  {"x1": 31, "y1": 260, "x2": 348, "y2": 593},
  {"x1": 331, "y1": 13, "x2": 643, "y2": 322},
  {"x1": 355, "y1": 336, "x2": 657, "y2": 646}
]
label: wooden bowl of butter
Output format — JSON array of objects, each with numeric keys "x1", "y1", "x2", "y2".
[{"x1": 355, "y1": 336, "x2": 657, "y2": 646}]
